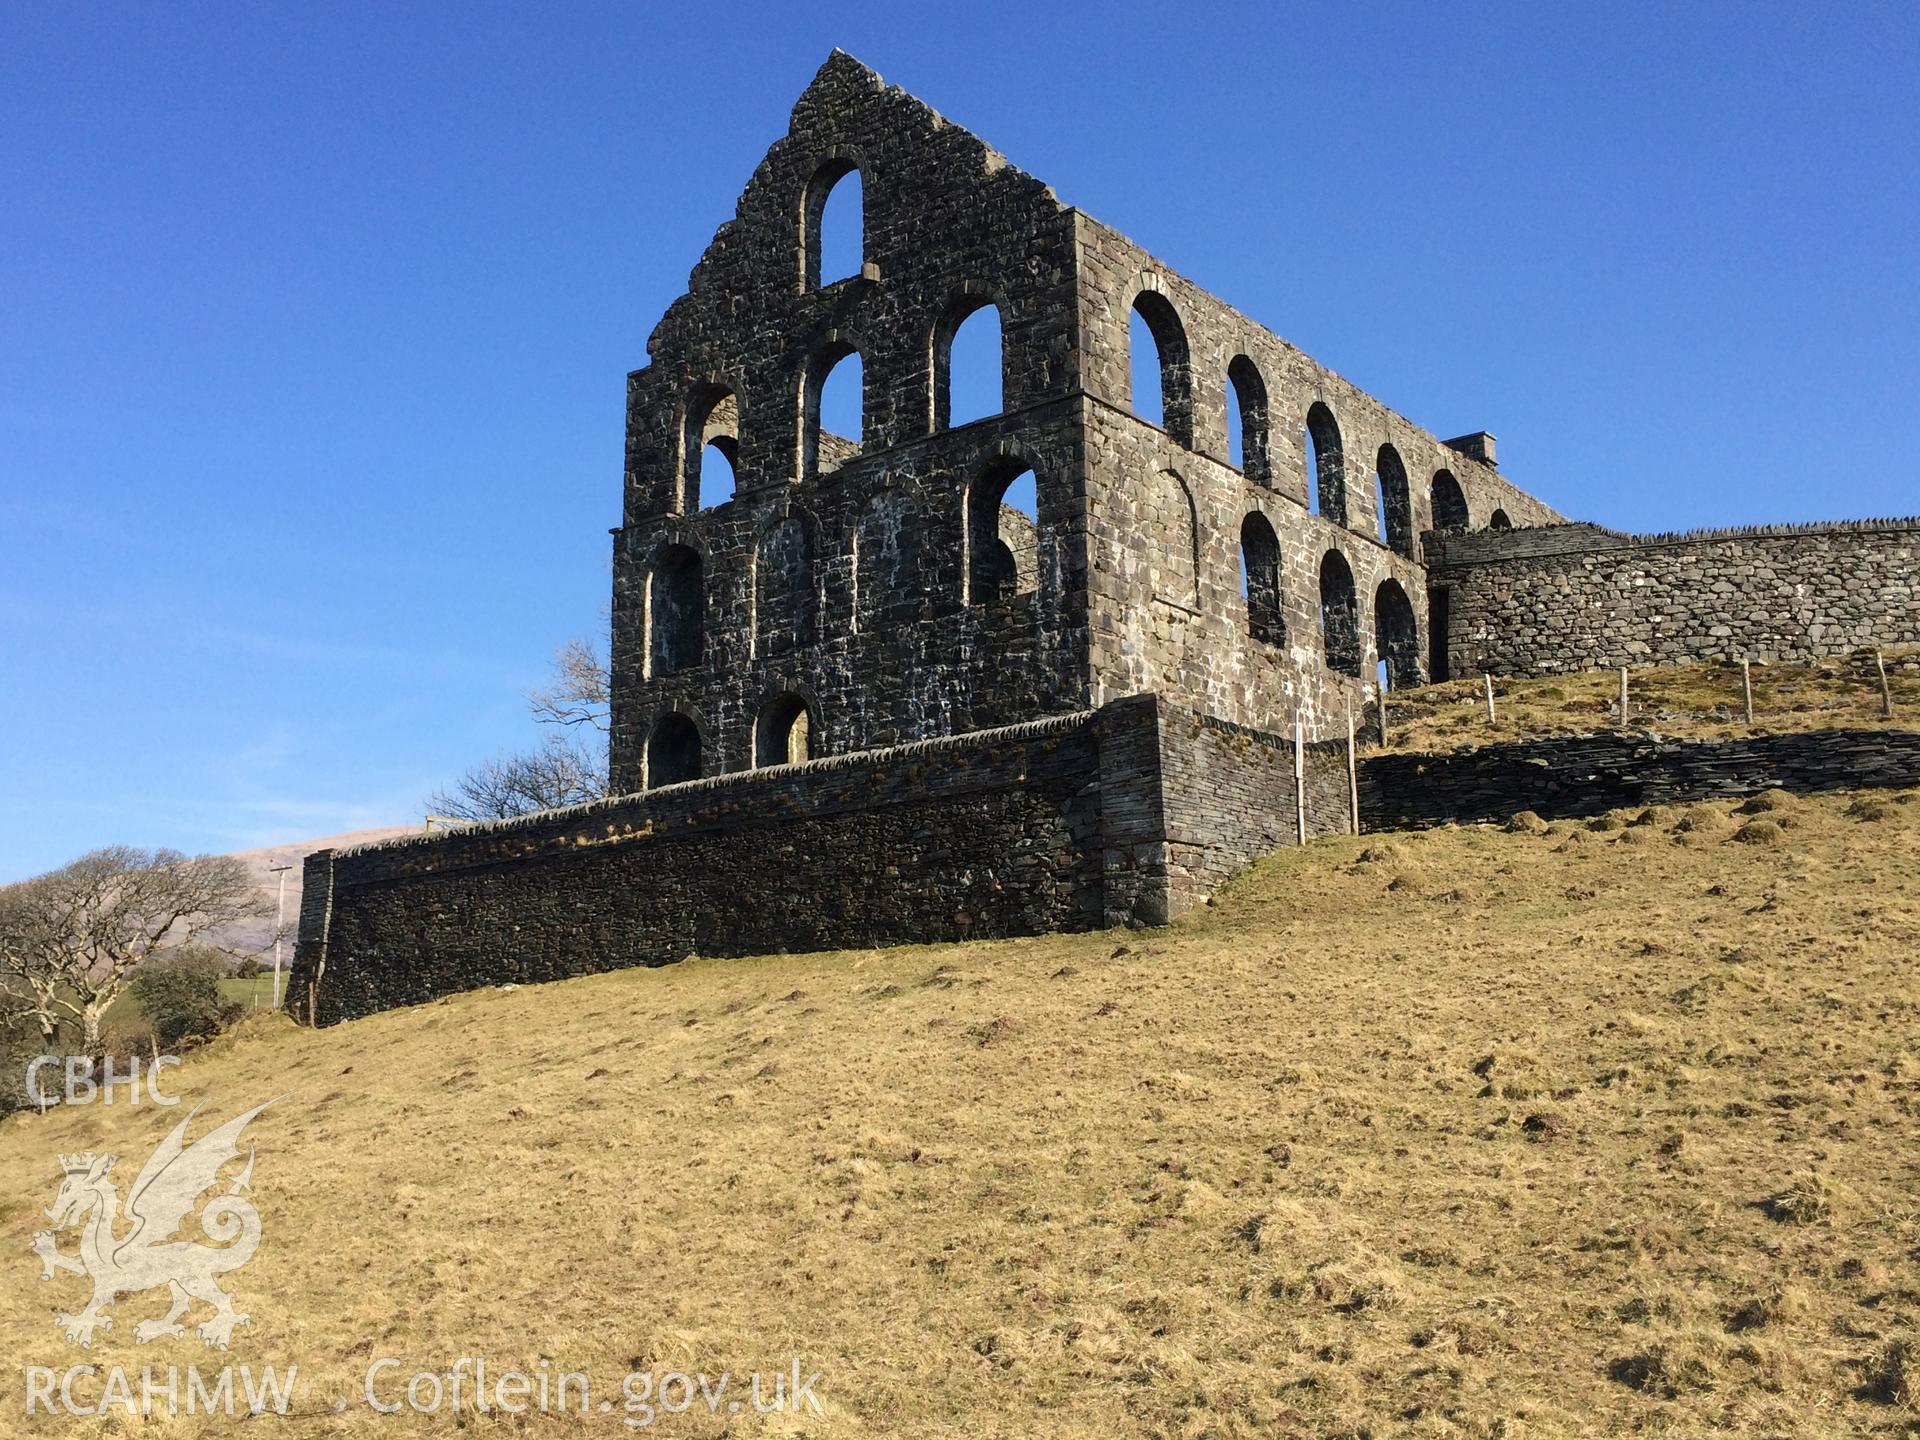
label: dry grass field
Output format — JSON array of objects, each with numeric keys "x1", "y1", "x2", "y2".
[
  {"x1": 1385, "y1": 650, "x2": 1920, "y2": 753},
  {"x1": 2, "y1": 787, "x2": 1918, "y2": 1437}
]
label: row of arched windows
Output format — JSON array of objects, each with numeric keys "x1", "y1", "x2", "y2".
[
  {"x1": 683, "y1": 299, "x2": 1009, "y2": 513},
  {"x1": 642, "y1": 691, "x2": 815, "y2": 790},
  {"x1": 1238, "y1": 523, "x2": 1422, "y2": 692},
  {"x1": 645, "y1": 460, "x2": 1042, "y2": 680},
  {"x1": 1128, "y1": 293, "x2": 1499, "y2": 549}
]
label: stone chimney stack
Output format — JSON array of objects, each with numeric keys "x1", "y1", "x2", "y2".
[{"x1": 1444, "y1": 431, "x2": 1498, "y2": 468}]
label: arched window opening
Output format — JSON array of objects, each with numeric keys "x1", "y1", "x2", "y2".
[
  {"x1": 968, "y1": 460, "x2": 1039, "y2": 605},
  {"x1": 685, "y1": 387, "x2": 739, "y2": 511},
  {"x1": 854, "y1": 489, "x2": 924, "y2": 627},
  {"x1": 1431, "y1": 469, "x2": 1469, "y2": 532},
  {"x1": 648, "y1": 544, "x2": 704, "y2": 676},
  {"x1": 1127, "y1": 291, "x2": 1193, "y2": 446},
  {"x1": 1227, "y1": 355, "x2": 1271, "y2": 484},
  {"x1": 754, "y1": 694, "x2": 813, "y2": 768},
  {"x1": 646, "y1": 713, "x2": 701, "y2": 789},
  {"x1": 1318, "y1": 549, "x2": 1362, "y2": 677},
  {"x1": 1489, "y1": 508, "x2": 1513, "y2": 530},
  {"x1": 1374, "y1": 578, "x2": 1420, "y2": 693},
  {"x1": 755, "y1": 517, "x2": 814, "y2": 656},
  {"x1": 1305, "y1": 402, "x2": 1347, "y2": 525},
  {"x1": 803, "y1": 343, "x2": 863, "y2": 477},
  {"x1": 1153, "y1": 469, "x2": 1201, "y2": 608},
  {"x1": 803, "y1": 160, "x2": 862, "y2": 289},
  {"x1": 1240, "y1": 511, "x2": 1284, "y2": 645},
  {"x1": 1375, "y1": 444, "x2": 1413, "y2": 557},
  {"x1": 935, "y1": 299, "x2": 1004, "y2": 431}
]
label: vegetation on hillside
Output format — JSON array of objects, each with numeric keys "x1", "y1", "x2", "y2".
[
  {"x1": 2, "y1": 788, "x2": 1916, "y2": 1435},
  {"x1": 1384, "y1": 649, "x2": 1919, "y2": 753}
]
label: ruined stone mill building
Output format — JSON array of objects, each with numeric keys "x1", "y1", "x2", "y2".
[{"x1": 290, "y1": 54, "x2": 1917, "y2": 1024}]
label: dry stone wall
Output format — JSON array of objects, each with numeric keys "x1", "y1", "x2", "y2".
[
  {"x1": 1360, "y1": 727, "x2": 1920, "y2": 830},
  {"x1": 1430, "y1": 520, "x2": 1919, "y2": 677}
]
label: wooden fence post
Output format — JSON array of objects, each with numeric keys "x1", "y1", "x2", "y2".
[
  {"x1": 1293, "y1": 716, "x2": 1308, "y2": 845},
  {"x1": 1742, "y1": 658, "x2": 1755, "y2": 727},
  {"x1": 1618, "y1": 666, "x2": 1629, "y2": 726},
  {"x1": 1345, "y1": 702, "x2": 1360, "y2": 836},
  {"x1": 1483, "y1": 672, "x2": 1496, "y2": 725},
  {"x1": 1878, "y1": 649, "x2": 1894, "y2": 718}
]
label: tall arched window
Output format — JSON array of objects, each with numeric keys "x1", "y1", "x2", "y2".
[
  {"x1": 1318, "y1": 549, "x2": 1362, "y2": 677},
  {"x1": 1240, "y1": 511, "x2": 1284, "y2": 645},
  {"x1": 1375, "y1": 443, "x2": 1413, "y2": 557},
  {"x1": 1127, "y1": 291, "x2": 1193, "y2": 446},
  {"x1": 1431, "y1": 470, "x2": 1469, "y2": 532},
  {"x1": 1305, "y1": 403, "x2": 1346, "y2": 525},
  {"x1": 803, "y1": 160, "x2": 862, "y2": 288},
  {"x1": 802, "y1": 342, "x2": 863, "y2": 477},
  {"x1": 967, "y1": 458, "x2": 1039, "y2": 605},
  {"x1": 646, "y1": 713, "x2": 701, "y2": 789},
  {"x1": 1227, "y1": 355, "x2": 1271, "y2": 485},
  {"x1": 754, "y1": 693, "x2": 813, "y2": 768},
  {"x1": 685, "y1": 386, "x2": 739, "y2": 511},
  {"x1": 934, "y1": 298, "x2": 1003, "y2": 431},
  {"x1": 648, "y1": 544, "x2": 704, "y2": 676},
  {"x1": 1374, "y1": 578, "x2": 1419, "y2": 692}
]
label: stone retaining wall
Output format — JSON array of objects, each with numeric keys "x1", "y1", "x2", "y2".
[
  {"x1": 1359, "y1": 728, "x2": 1920, "y2": 830},
  {"x1": 291, "y1": 696, "x2": 1368, "y2": 1026}
]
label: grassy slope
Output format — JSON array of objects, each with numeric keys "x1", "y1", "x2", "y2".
[
  {"x1": 1385, "y1": 650, "x2": 1920, "y2": 753},
  {"x1": 2, "y1": 790, "x2": 1918, "y2": 1437}
]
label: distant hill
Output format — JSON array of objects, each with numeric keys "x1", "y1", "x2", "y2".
[{"x1": 205, "y1": 825, "x2": 421, "y2": 961}]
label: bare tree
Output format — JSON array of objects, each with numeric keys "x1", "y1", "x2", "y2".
[
  {"x1": 429, "y1": 636, "x2": 614, "y2": 823},
  {"x1": 426, "y1": 734, "x2": 605, "y2": 822},
  {"x1": 0, "y1": 847, "x2": 267, "y2": 1055},
  {"x1": 528, "y1": 637, "x2": 610, "y2": 734}
]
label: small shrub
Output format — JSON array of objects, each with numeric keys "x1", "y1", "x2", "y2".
[
  {"x1": 1847, "y1": 796, "x2": 1891, "y2": 822},
  {"x1": 1611, "y1": 1332, "x2": 1725, "y2": 1397},
  {"x1": 1764, "y1": 1170, "x2": 1845, "y2": 1225},
  {"x1": 232, "y1": 957, "x2": 265, "y2": 980},
  {"x1": 0, "y1": 1025, "x2": 59, "y2": 1114},
  {"x1": 1504, "y1": 810, "x2": 1549, "y2": 835},
  {"x1": 131, "y1": 947, "x2": 231, "y2": 1049},
  {"x1": 1737, "y1": 788, "x2": 1798, "y2": 815},
  {"x1": 1672, "y1": 806, "x2": 1726, "y2": 834},
  {"x1": 1869, "y1": 1336, "x2": 1919, "y2": 1408},
  {"x1": 1732, "y1": 819, "x2": 1785, "y2": 847},
  {"x1": 1587, "y1": 812, "x2": 1625, "y2": 833},
  {"x1": 1522, "y1": 1110, "x2": 1568, "y2": 1142},
  {"x1": 98, "y1": 1019, "x2": 158, "y2": 1064},
  {"x1": 1727, "y1": 1281, "x2": 1807, "y2": 1333}
]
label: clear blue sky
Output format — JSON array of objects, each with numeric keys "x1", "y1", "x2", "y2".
[{"x1": 3, "y1": 2, "x2": 1915, "y2": 880}]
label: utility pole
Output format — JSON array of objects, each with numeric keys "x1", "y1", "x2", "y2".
[{"x1": 269, "y1": 864, "x2": 293, "y2": 1011}]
